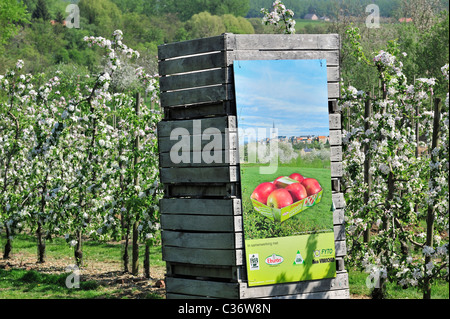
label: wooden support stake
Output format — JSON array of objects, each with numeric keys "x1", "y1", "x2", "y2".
[
  {"x1": 132, "y1": 92, "x2": 141, "y2": 276},
  {"x1": 424, "y1": 98, "x2": 441, "y2": 299},
  {"x1": 363, "y1": 95, "x2": 372, "y2": 243}
]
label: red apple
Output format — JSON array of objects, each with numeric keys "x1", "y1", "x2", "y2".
[
  {"x1": 251, "y1": 182, "x2": 276, "y2": 205},
  {"x1": 267, "y1": 188, "x2": 294, "y2": 209},
  {"x1": 272, "y1": 176, "x2": 285, "y2": 186},
  {"x1": 289, "y1": 173, "x2": 304, "y2": 183},
  {"x1": 274, "y1": 176, "x2": 298, "y2": 189},
  {"x1": 285, "y1": 183, "x2": 308, "y2": 202},
  {"x1": 301, "y1": 178, "x2": 322, "y2": 196}
]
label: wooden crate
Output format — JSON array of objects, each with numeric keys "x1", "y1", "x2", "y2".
[{"x1": 157, "y1": 33, "x2": 349, "y2": 299}]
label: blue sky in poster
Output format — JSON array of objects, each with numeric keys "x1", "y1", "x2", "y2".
[{"x1": 233, "y1": 59, "x2": 329, "y2": 140}]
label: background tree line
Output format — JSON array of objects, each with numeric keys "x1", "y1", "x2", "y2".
[{"x1": 0, "y1": 0, "x2": 448, "y2": 106}]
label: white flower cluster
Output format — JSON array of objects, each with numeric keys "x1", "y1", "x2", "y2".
[
  {"x1": 1, "y1": 30, "x2": 162, "y2": 264},
  {"x1": 341, "y1": 34, "x2": 449, "y2": 293},
  {"x1": 261, "y1": 1, "x2": 296, "y2": 34}
]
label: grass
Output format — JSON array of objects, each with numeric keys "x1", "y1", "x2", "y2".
[
  {"x1": 1, "y1": 232, "x2": 165, "y2": 268},
  {"x1": 0, "y1": 233, "x2": 165, "y2": 299},
  {"x1": 348, "y1": 268, "x2": 449, "y2": 299},
  {"x1": 0, "y1": 268, "x2": 104, "y2": 299},
  {"x1": 241, "y1": 164, "x2": 334, "y2": 239}
]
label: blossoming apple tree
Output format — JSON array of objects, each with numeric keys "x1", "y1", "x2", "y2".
[
  {"x1": 260, "y1": 0, "x2": 296, "y2": 34},
  {"x1": 0, "y1": 30, "x2": 162, "y2": 270},
  {"x1": 341, "y1": 27, "x2": 449, "y2": 299}
]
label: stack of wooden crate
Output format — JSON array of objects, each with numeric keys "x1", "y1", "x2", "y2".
[{"x1": 157, "y1": 33, "x2": 349, "y2": 299}]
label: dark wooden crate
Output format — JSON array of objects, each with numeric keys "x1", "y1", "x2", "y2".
[{"x1": 157, "y1": 33, "x2": 349, "y2": 299}]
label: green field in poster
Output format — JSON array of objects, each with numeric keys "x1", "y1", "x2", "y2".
[
  {"x1": 241, "y1": 165, "x2": 333, "y2": 239},
  {"x1": 245, "y1": 232, "x2": 336, "y2": 286}
]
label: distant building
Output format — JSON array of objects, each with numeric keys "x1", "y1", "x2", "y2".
[
  {"x1": 399, "y1": 17, "x2": 413, "y2": 23},
  {"x1": 50, "y1": 20, "x2": 66, "y2": 26},
  {"x1": 319, "y1": 16, "x2": 330, "y2": 21},
  {"x1": 303, "y1": 13, "x2": 319, "y2": 20},
  {"x1": 316, "y1": 136, "x2": 329, "y2": 144}
]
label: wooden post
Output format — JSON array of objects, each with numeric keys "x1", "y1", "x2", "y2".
[
  {"x1": 132, "y1": 92, "x2": 141, "y2": 276},
  {"x1": 144, "y1": 242, "x2": 151, "y2": 279},
  {"x1": 424, "y1": 98, "x2": 441, "y2": 299},
  {"x1": 363, "y1": 95, "x2": 372, "y2": 243}
]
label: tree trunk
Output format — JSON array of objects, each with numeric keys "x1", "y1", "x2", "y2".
[
  {"x1": 3, "y1": 225, "x2": 12, "y2": 259},
  {"x1": 123, "y1": 226, "x2": 130, "y2": 273},
  {"x1": 144, "y1": 242, "x2": 151, "y2": 279},
  {"x1": 74, "y1": 230, "x2": 83, "y2": 267},
  {"x1": 423, "y1": 98, "x2": 441, "y2": 299},
  {"x1": 131, "y1": 221, "x2": 139, "y2": 276},
  {"x1": 363, "y1": 96, "x2": 372, "y2": 243},
  {"x1": 36, "y1": 221, "x2": 46, "y2": 263},
  {"x1": 37, "y1": 174, "x2": 48, "y2": 263},
  {"x1": 131, "y1": 92, "x2": 141, "y2": 276}
]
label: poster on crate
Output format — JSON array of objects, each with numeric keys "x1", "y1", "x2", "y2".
[{"x1": 233, "y1": 59, "x2": 336, "y2": 287}]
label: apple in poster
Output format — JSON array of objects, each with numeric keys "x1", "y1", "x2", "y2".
[
  {"x1": 267, "y1": 188, "x2": 294, "y2": 209},
  {"x1": 289, "y1": 173, "x2": 304, "y2": 183},
  {"x1": 301, "y1": 178, "x2": 322, "y2": 196},
  {"x1": 251, "y1": 182, "x2": 277, "y2": 205},
  {"x1": 285, "y1": 183, "x2": 308, "y2": 202},
  {"x1": 273, "y1": 176, "x2": 284, "y2": 187}
]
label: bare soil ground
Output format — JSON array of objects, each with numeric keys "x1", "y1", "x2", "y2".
[{"x1": 0, "y1": 250, "x2": 166, "y2": 299}]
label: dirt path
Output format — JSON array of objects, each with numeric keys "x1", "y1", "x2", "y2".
[{"x1": 0, "y1": 251, "x2": 166, "y2": 299}]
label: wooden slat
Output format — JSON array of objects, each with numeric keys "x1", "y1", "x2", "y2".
[
  {"x1": 166, "y1": 263, "x2": 243, "y2": 281},
  {"x1": 331, "y1": 162, "x2": 343, "y2": 178},
  {"x1": 160, "y1": 198, "x2": 241, "y2": 216},
  {"x1": 227, "y1": 34, "x2": 340, "y2": 51},
  {"x1": 163, "y1": 101, "x2": 235, "y2": 120},
  {"x1": 165, "y1": 276, "x2": 240, "y2": 299},
  {"x1": 158, "y1": 131, "x2": 238, "y2": 153},
  {"x1": 335, "y1": 240, "x2": 347, "y2": 257},
  {"x1": 160, "y1": 68, "x2": 228, "y2": 92},
  {"x1": 329, "y1": 113, "x2": 341, "y2": 130},
  {"x1": 332, "y1": 193, "x2": 346, "y2": 209},
  {"x1": 263, "y1": 288, "x2": 350, "y2": 299},
  {"x1": 158, "y1": 35, "x2": 224, "y2": 61},
  {"x1": 164, "y1": 183, "x2": 238, "y2": 198},
  {"x1": 160, "y1": 166, "x2": 239, "y2": 183},
  {"x1": 159, "y1": 52, "x2": 225, "y2": 76},
  {"x1": 162, "y1": 231, "x2": 243, "y2": 250},
  {"x1": 329, "y1": 130, "x2": 342, "y2": 146},
  {"x1": 160, "y1": 149, "x2": 238, "y2": 167},
  {"x1": 328, "y1": 82, "x2": 340, "y2": 99},
  {"x1": 334, "y1": 224, "x2": 346, "y2": 241},
  {"x1": 240, "y1": 271, "x2": 349, "y2": 298},
  {"x1": 330, "y1": 146, "x2": 342, "y2": 161},
  {"x1": 160, "y1": 66, "x2": 339, "y2": 93},
  {"x1": 228, "y1": 50, "x2": 340, "y2": 66},
  {"x1": 160, "y1": 84, "x2": 234, "y2": 107},
  {"x1": 333, "y1": 209, "x2": 345, "y2": 225},
  {"x1": 161, "y1": 214, "x2": 242, "y2": 232},
  {"x1": 327, "y1": 66, "x2": 340, "y2": 82},
  {"x1": 157, "y1": 116, "x2": 236, "y2": 137},
  {"x1": 163, "y1": 246, "x2": 244, "y2": 266}
]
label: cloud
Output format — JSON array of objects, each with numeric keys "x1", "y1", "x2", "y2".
[{"x1": 234, "y1": 60, "x2": 330, "y2": 137}]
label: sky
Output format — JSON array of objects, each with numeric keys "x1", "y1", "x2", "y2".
[{"x1": 233, "y1": 59, "x2": 330, "y2": 143}]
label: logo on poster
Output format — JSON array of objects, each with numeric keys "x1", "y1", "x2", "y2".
[
  {"x1": 249, "y1": 254, "x2": 260, "y2": 270},
  {"x1": 265, "y1": 254, "x2": 284, "y2": 266}
]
